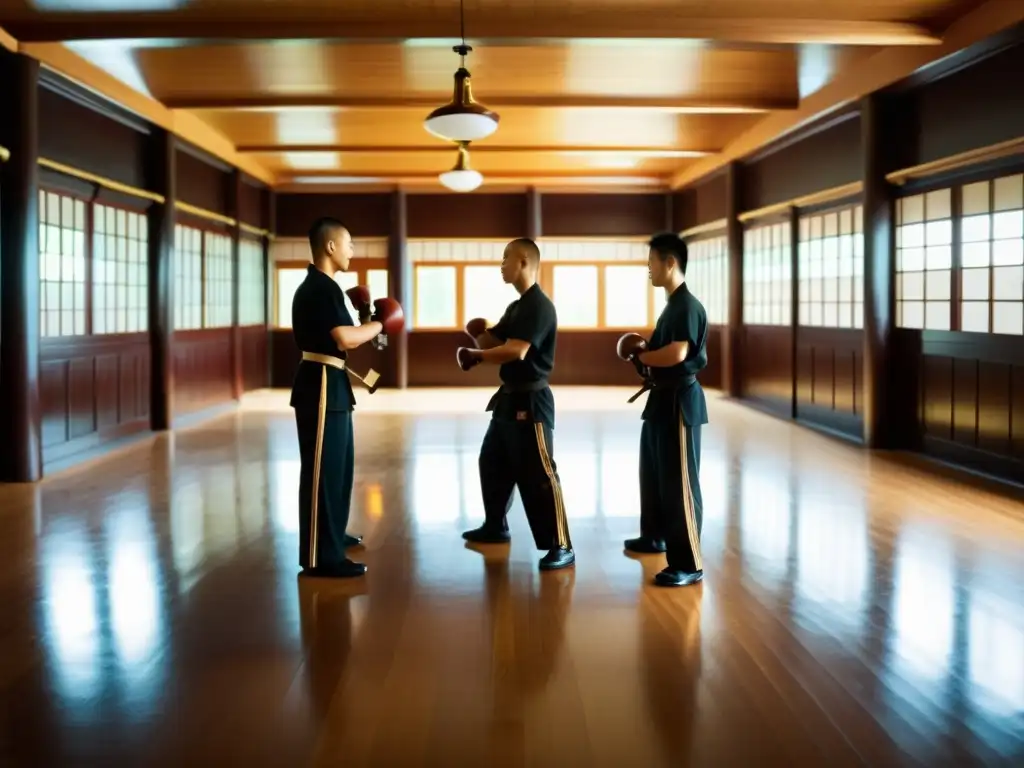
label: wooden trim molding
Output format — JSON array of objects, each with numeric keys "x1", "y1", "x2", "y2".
[
  {"x1": 680, "y1": 218, "x2": 728, "y2": 239},
  {"x1": 37, "y1": 157, "x2": 165, "y2": 203},
  {"x1": 0, "y1": 144, "x2": 9, "y2": 163},
  {"x1": 175, "y1": 201, "x2": 237, "y2": 227},
  {"x1": 738, "y1": 182, "x2": 863, "y2": 223},
  {"x1": 885, "y1": 136, "x2": 1024, "y2": 186},
  {"x1": 239, "y1": 222, "x2": 272, "y2": 239},
  {"x1": 0, "y1": 26, "x2": 16, "y2": 52}
]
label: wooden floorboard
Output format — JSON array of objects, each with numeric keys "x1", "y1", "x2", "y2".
[{"x1": 0, "y1": 387, "x2": 1022, "y2": 767}]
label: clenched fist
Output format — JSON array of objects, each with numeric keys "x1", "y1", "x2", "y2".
[
  {"x1": 464, "y1": 317, "x2": 488, "y2": 345},
  {"x1": 346, "y1": 285, "x2": 373, "y2": 324}
]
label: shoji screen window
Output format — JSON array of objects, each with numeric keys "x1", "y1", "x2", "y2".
[
  {"x1": 896, "y1": 189, "x2": 952, "y2": 330},
  {"x1": 960, "y1": 173, "x2": 1023, "y2": 335},
  {"x1": 798, "y1": 205, "x2": 863, "y2": 329},
  {"x1": 93, "y1": 204, "x2": 148, "y2": 335},
  {"x1": 542, "y1": 239, "x2": 649, "y2": 328},
  {"x1": 39, "y1": 190, "x2": 87, "y2": 338},
  {"x1": 408, "y1": 240, "x2": 513, "y2": 329},
  {"x1": 742, "y1": 221, "x2": 791, "y2": 326},
  {"x1": 174, "y1": 225, "x2": 203, "y2": 330},
  {"x1": 684, "y1": 236, "x2": 728, "y2": 325},
  {"x1": 203, "y1": 232, "x2": 233, "y2": 328},
  {"x1": 238, "y1": 237, "x2": 266, "y2": 326}
]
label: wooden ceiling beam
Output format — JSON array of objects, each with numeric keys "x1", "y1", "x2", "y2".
[
  {"x1": 669, "y1": 0, "x2": 1024, "y2": 188},
  {"x1": 5, "y1": 14, "x2": 941, "y2": 46},
  {"x1": 170, "y1": 95, "x2": 794, "y2": 113},
  {"x1": 237, "y1": 145, "x2": 716, "y2": 157}
]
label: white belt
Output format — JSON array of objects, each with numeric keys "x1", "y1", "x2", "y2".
[{"x1": 301, "y1": 351, "x2": 346, "y2": 370}]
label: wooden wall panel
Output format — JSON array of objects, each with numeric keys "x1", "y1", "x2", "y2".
[
  {"x1": 672, "y1": 173, "x2": 728, "y2": 232},
  {"x1": 275, "y1": 192, "x2": 391, "y2": 238},
  {"x1": 795, "y1": 328, "x2": 863, "y2": 438},
  {"x1": 741, "y1": 325, "x2": 792, "y2": 418},
  {"x1": 237, "y1": 179, "x2": 265, "y2": 228},
  {"x1": 38, "y1": 335, "x2": 151, "y2": 468},
  {"x1": 240, "y1": 326, "x2": 269, "y2": 392},
  {"x1": 911, "y1": 42, "x2": 1024, "y2": 167},
  {"x1": 173, "y1": 328, "x2": 235, "y2": 415},
  {"x1": 175, "y1": 145, "x2": 229, "y2": 214},
  {"x1": 541, "y1": 194, "x2": 667, "y2": 237},
  {"x1": 407, "y1": 194, "x2": 527, "y2": 239},
  {"x1": 742, "y1": 114, "x2": 862, "y2": 211},
  {"x1": 37, "y1": 82, "x2": 148, "y2": 190},
  {"x1": 914, "y1": 331, "x2": 1023, "y2": 481}
]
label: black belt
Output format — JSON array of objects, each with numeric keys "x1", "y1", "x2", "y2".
[
  {"x1": 627, "y1": 374, "x2": 697, "y2": 404},
  {"x1": 500, "y1": 380, "x2": 549, "y2": 394}
]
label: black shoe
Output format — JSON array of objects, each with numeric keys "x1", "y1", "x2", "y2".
[
  {"x1": 462, "y1": 526, "x2": 511, "y2": 544},
  {"x1": 301, "y1": 559, "x2": 368, "y2": 578},
  {"x1": 624, "y1": 536, "x2": 667, "y2": 554},
  {"x1": 539, "y1": 547, "x2": 575, "y2": 570},
  {"x1": 344, "y1": 533, "x2": 364, "y2": 548},
  {"x1": 654, "y1": 568, "x2": 703, "y2": 587}
]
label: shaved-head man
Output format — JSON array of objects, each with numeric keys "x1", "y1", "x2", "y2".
[{"x1": 455, "y1": 237, "x2": 575, "y2": 571}]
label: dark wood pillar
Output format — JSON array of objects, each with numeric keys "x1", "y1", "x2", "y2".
[
  {"x1": 861, "y1": 93, "x2": 898, "y2": 449},
  {"x1": 228, "y1": 171, "x2": 243, "y2": 400},
  {"x1": 146, "y1": 128, "x2": 175, "y2": 432},
  {"x1": 788, "y1": 207, "x2": 800, "y2": 418},
  {"x1": 387, "y1": 188, "x2": 409, "y2": 389},
  {"x1": 526, "y1": 186, "x2": 542, "y2": 240},
  {"x1": 724, "y1": 162, "x2": 744, "y2": 399},
  {"x1": 263, "y1": 190, "x2": 275, "y2": 389},
  {"x1": 0, "y1": 52, "x2": 42, "y2": 483}
]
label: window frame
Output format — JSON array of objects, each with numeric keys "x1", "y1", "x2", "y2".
[
  {"x1": 680, "y1": 230, "x2": 729, "y2": 327},
  {"x1": 272, "y1": 258, "x2": 389, "y2": 328},
  {"x1": 741, "y1": 213, "x2": 794, "y2": 328},
  {"x1": 38, "y1": 186, "x2": 92, "y2": 339}
]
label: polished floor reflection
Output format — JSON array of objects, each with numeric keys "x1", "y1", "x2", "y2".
[{"x1": 1, "y1": 387, "x2": 1022, "y2": 767}]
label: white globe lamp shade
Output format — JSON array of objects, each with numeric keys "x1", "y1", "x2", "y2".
[
  {"x1": 424, "y1": 68, "x2": 499, "y2": 142},
  {"x1": 439, "y1": 143, "x2": 483, "y2": 193},
  {"x1": 439, "y1": 169, "x2": 483, "y2": 193}
]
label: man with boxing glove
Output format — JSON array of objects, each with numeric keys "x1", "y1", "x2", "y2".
[
  {"x1": 621, "y1": 232, "x2": 708, "y2": 588},
  {"x1": 289, "y1": 217, "x2": 403, "y2": 579},
  {"x1": 454, "y1": 238, "x2": 574, "y2": 571},
  {"x1": 345, "y1": 285, "x2": 388, "y2": 350}
]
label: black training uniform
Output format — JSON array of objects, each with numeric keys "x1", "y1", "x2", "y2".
[
  {"x1": 639, "y1": 283, "x2": 709, "y2": 574},
  {"x1": 290, "y1": 264, "x2": 357, "y2": 571},
  {"x1": 478, "y1": 283, "x2": 571, "y2": 550}
]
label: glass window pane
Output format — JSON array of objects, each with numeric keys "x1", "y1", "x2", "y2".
[
  {"x1": 961, "y1": 268, "x2": 989, "y2": 300},
  {"x1": 276, "y1": 268, "x2": 306, "y2": 329},
  {"x1": 367, "y1": 269, "x2": 389, "y2": 304},
  {"x1": 925, "y1": 301, "x2": 950, "y2": 331},
  {"x1": 992, "y1": 302, "x2": 1023, "y2": 335},
  {"x1": 992, "y1": 238, "x2": 1024, "y2": 267},
  {"x1": 992, "y1": 266, "x2": 1023, "y2": 301},
  {"x1": 553, "y1": 265, "x2": 598, "y2": 327},
  {"x1": 926, "y1": 270, "x2": 951, "y2": 301},
  {"x1": 961, "y1": 302, "x2": 989, "y2": 333},
  {"x1": 414, "y1": 266, "x2": 457, "y2": 328},
  {"x1": 962, "y1": 241, "x2": 990, "y2": 268},
  {"x1": 463, "y1": 265, "x2": 519, "y2": 326},
  {"x1": 604, "y1": 265, "x2": 650, "y2": 327}
]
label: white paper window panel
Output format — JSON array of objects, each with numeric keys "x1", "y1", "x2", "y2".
[
  {"x1": 269, "y1": 237, "x2": 387, "y2": 262},
  {"x1": 407, "y1": 240, "x2": 507, "y2": 263},
  {"x1": 538, "y1": 240, "x2": 648, "y2": 262}
]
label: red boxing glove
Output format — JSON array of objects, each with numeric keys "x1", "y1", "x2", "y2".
[
  {"x1": 465, "y1": 317, "x2": 488, "y2": 344},
  {"x1": 616, "y1": 332, "x2": 647, "y2": 361},
  {"x1": 456, "y1": 346, "x2": 480, "y2": 371},
  {"x1": 346, "y1": 285, "x2": 373, "y2": 323},
  {"x1": 372, "y1": 297, "x2": 405, "y2": 335}
]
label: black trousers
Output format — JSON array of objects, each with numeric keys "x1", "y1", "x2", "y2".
[
  {"x1": 639, "y1": 415, "x2": 704, "y2": 573},
  {"x1": 295, "y1": 403, "x2": 354, "y2": 570},
  {"x1": 479, "y1": 419, "x2": 572, "y2": 550}
]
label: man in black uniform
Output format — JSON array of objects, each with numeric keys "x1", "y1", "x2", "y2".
[
  {"x1": 620, "y1": 232, "x2": 708, "y2": 587},
  {"x1": 290, "y1": 217, "x2": 392, "y2": 578},
  {"x1": 454, "y1": 238, "x2": 574, "y2": 571}
]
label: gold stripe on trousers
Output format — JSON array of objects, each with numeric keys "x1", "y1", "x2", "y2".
[
  {"x1": 309, "y1": 366, "x2": 328, "y2": 568},
  {"x1": 533, "y1": 423, "x2": 571, "y2": 549},
  {"x1": 677, "y1": 413, "x2": 703, "y2": 571}
]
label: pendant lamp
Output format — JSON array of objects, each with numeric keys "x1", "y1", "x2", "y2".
[
  {"x1": 423, "y1": 0, "x2": 499, "y2": 142},
  {"x1": 439, "y1": 142, "x2": 483, "y2": 193}
]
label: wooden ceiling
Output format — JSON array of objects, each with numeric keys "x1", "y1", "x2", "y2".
[{"x1": 0, "y1": 0, "x2": 1004, "y2": 192}]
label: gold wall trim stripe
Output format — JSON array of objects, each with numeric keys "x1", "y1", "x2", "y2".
[
  {"x1": 239, "y1": 222, "x2": 272, "y2": 239},
  {"x1": 37, "y1": 157, "x2": 165, "y2": 203},
  {"x1": 175, "y1": 201, "x2": 237, "y2": 227},
  {"x1": 0, "y1": 145, "x2": 9, "y2": 163},
  {"x1": 738, "y1": 182, "x2": 863, "y2": 223},
  {"x1": 886, "y1": 136, "x2": 1024, "y2": 186},
  {"x1": 680, "y1": 218, "x2": 728, "y2": 238}
]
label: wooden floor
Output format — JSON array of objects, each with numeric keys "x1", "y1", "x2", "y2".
[{"x1": 1, "y1": 387, "x2": 1022, "y2": 767}]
